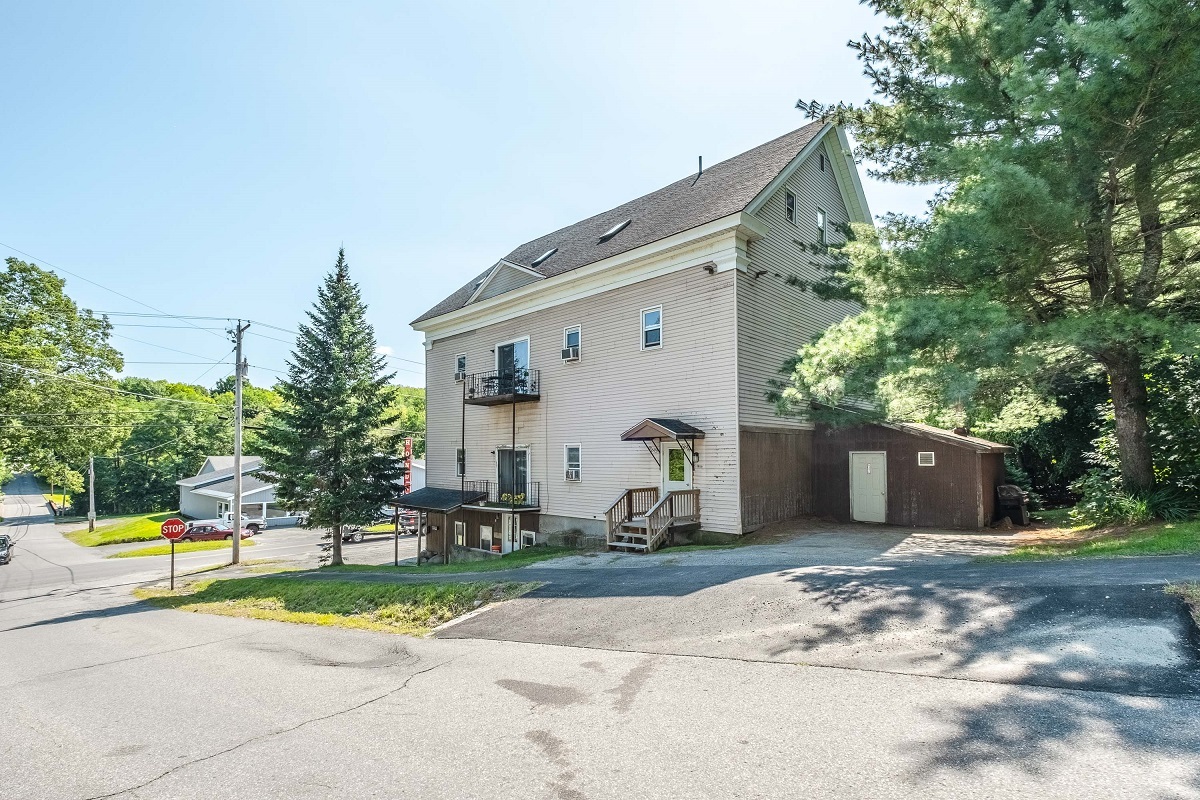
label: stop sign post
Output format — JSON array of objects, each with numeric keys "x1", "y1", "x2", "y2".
[{"x1": 160, "y1": 517, "x2": 187, "y2": 589}]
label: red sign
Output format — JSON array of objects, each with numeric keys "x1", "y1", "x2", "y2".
[{"x1": 160, "y1": 518, "x2": 188, "y2": 541}]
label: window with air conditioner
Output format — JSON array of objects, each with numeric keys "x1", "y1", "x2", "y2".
[
  {"x1": 562, "y1": 325, "x2": 581, "y2": 361},
  {"x1": 641, "y1": 306, "x2": 662, "y2": 350},
  {"x1": 453, "y1": 353, "x2": 466, "y2": 381},
  {"x1": 918, "y1": 451, "x2": 936, "y2": 467},
  {"x1": 564, "y1": 444, "x2": 581, "y2": 481}
]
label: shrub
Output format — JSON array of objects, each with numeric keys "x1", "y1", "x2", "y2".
[{"x1": 1070, "y1": 470, "x2": 1199, "y2": 526}]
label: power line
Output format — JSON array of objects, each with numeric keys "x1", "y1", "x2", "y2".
[
  {"x1": 110, "y1": 323, "x2": 227, "y2": 330},
  {"x1": 110, "y1": 332, "x2": 232, "y2": 363},
  {"x1": 96, "y1": 433, "x2": 194, "y2": 459},
  {"x1": 0, "y1": 360, "x2": 219, "y2": 407},
  {"x1": 0, "y1": 242, "x2": 227, "y2": 341}
]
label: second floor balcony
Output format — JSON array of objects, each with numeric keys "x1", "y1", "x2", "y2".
[
  {"x1": 463, "y1": 368, "x2": 541, "y2": 406},
  {"x1": 462, "y1": 479, "x2": 541, "y2": 510}
]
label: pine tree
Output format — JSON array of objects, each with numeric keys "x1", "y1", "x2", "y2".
[
  {"x1": 259, "y1": 249, "x2": 404, "y2": 566},
  {"x1": 791, "y1": 0, "x2": 1200, "y2": 491}
]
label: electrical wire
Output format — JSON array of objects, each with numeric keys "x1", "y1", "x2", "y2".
[
  {"x1": 0, "y1": 242, "x2": 227, "y2": 341},
  {"x1": 0, "y1": 360, "x2": 219, "y2": 407}
]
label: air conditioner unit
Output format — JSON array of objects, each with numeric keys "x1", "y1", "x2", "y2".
[
  {"x1": 565, "y1": 467, "x2": 581, "y2": 482},
  {"x1": 561, "y1": 345, "x2": 580, "y2": 362},
  {"x1": 453, "y1": 371, "x2": 466, "y2": 382}
]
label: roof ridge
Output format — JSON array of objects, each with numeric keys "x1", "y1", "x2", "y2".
[{"x1": 413, "y1": 121, "x2": 829, "y2": 324}]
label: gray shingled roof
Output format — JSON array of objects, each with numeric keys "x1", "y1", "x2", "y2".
[
  {"x1": 413, "y1": 122, "x2": 827, "y2": 324},
  {"x1": 191, "y1": 472, "x2": 274, "y2": 498},
  {"x1": 176, "y1": 457, "x2": 264, "y2": 489}
]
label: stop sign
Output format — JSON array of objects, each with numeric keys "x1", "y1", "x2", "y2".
[{"x1": 160, "y1": 518, "x2": 188, "y2": 540}]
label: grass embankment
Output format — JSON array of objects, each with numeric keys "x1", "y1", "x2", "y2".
[
  {"x1": 325, "y1": 545, "x2": 579, "y2": 574},
  {"x1": 1166, "y1": 583, "x2": 1200, "y2": 626},
  {"x1": 43, "y1": 493, "x2": 71, "y2": 507},
  {"x1": 988, "y1": 518, "x2": 1200, "y2": 562},
  {"x1": 108, "y1": 539, "x2": 257, "y2": 558},
  {"x1": 136, "y1": 576, "x2": 535, "y2": 635},
  {"x1": 65, "y1": 512, "x2": 178, "y2": 547}
]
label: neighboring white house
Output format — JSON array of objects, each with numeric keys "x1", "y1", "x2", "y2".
[
  {"x1": 176, "y1": 456, "x2": 300, "y2": 526},
  {"x1": 408, "y1": 458, "x2": 426, "y2": 492}
]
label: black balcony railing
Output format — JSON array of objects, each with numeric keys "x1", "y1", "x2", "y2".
[
  {"x1": 463, "y1": 368, "x2": 540, "y2": 405},
  {"x1": 463, "y1": 479, "x2": 541, "y2": 510}
]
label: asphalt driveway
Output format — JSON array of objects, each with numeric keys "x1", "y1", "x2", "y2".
[{"x1": 432, "y1": 528, "x2": 1200, "y2": 696}]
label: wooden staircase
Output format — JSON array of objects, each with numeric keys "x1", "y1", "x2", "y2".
[{"x1": 605, "y1": 487, "x2": 701, "y2": 553}]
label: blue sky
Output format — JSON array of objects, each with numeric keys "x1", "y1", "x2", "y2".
[{"x1": 0, "y1": 1, "x2": 931, "y2": 388}]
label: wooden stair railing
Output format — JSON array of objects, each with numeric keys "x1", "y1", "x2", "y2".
[
  {"x1": 604, "y1": 487, "x2": 658, "y2": 545},
  {"x1": 643, "y1": 490, "x2": 702, "y2": 552}
]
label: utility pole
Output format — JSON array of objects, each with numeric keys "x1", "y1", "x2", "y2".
[
  {"x1": 231, "y1": 320, "x2": 250, "y2": 565},
  {"x1": 88, "y1": 455, "x2": 96, "y2": 532}
]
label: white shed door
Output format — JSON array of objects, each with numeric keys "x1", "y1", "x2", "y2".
[{"x1": 850, "y1": 452, "x2": 887, "y2": 523}]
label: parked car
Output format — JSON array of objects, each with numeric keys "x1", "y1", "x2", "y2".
[
  {"x1": 0, "y1": 534, "x2": 11, "y2": 564},
  {"x1": 187, "y1": 511, "x2": 266, "y2": 534},
  {"x1": 179, "y1": 524, "x2": 253, "y2": 542},
  {"x1": 374, "y1": 506, "x2": 419, "y2": 533}
]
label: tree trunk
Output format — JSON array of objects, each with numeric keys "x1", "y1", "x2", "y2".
[
  {"x1": 331, "y1": 522, "x2": 343, "y2": 566},
  {"x1": 1105, "y1": 350, "x2": 1155, "y2": 491}
]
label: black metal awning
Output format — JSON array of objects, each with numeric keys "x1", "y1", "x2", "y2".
[
  {"x1": 620, "y1": 418, "x2": 706, "y2": 442},
  {"x1": 392, "y1": 487, "x2": 487, "y2": 513}
]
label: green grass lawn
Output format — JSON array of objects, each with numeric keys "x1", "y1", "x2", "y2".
[
  {"x1": 64, "y1": 511, "x2": 179, "y2": 547},
  {"x1": 42, "y1": 493, "x2": 71, "y2": 506},
  {"x1": 325, "y1": 545, "x2": 581, "y2": 575},
  {"x1": 107, "y1": 539, "x2": 257, "y2": 558},
  {"x1": 136, "y1": 576, "x2": 535, "y2": 635},
  {"x1": 986, "y1": 518, "x2": 1200, "y2": 562}
]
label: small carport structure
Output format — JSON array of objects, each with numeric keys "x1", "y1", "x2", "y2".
[
  {"x1": 395, "y1": 486, "x2": 487, "y2": 563},
  {"x1": 812, "y1": 422, "x2": 1013, "y2": 529}
]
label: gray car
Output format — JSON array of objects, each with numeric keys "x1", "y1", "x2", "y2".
[{"x1": 0, "y1": 534, "x2": 11, "y2": 565}]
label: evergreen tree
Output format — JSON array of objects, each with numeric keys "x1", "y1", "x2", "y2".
[
  {"x1": 791, "y1": 0, "x2": 1200, "y2": 491},
  {"x1": 259, "y1": 249, "x2": 403, "y2": 565}
]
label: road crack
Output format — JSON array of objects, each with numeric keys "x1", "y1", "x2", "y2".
[{"x1": 82, "y1": 656, "x2": 456, "y2": 799}]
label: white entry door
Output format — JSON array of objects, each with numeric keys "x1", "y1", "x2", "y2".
[
  {"x1": 661, "y1": 442, "x2": 692, "y2": 493},
  {"x1": 500, "y1": 513, "x2": 520, "y2": 553},
  {"x1": 850, "y1": 452, "x2": 887, "y2": 523}
]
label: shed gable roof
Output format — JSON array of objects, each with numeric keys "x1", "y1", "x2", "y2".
[{"x1": 414, "y1": 122, "x2": 830, "y2": 324}]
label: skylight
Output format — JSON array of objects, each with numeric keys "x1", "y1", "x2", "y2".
[
  {"x1": 530, "y1": 247, "x2": 558, "y2": 268},
  {"x1": 598, "y1": 218, "x2": 632, "y2": 243}
]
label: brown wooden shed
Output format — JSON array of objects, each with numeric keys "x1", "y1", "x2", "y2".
[{"x1": 811, "y1": 422, "x2": 1013, "y2": 530}]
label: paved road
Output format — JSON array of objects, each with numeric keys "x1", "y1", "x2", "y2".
[
  {"x1": 0, "y1": 474, "x2": 417, "y2": 602},
  {"x1": 1, "y1": 478, "x2": 1198, "y2": 799}
]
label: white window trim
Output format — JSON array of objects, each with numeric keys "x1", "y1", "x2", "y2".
[
  {"x1": 479, "y1": 524, "x2": 494, "y2": 551},
  {"x1": 454, "y1": 353, "x2": 466, "y2": 380},
  {"x1": 817, "y1": 207, "x2": 828, "y2": 246},
  {"x1": 454, "y1": 520, "x2": 466, "y2": 547},
  {"x1": 564, "y1": 443, "x2": 581, "y2": 482},
  {"x1": 494, "y1": 336, "x2": 531, "y2": 371},
  {"x1": 455, "y1": 448, "x2": 465, "y2": 477},
  {"x1": 640, "y1": 305, "x2": 662, "y2": 351},
  {"x1": 918, "y1": 451, "x2": 936, "y2": 467},
  {"x1": 785, "y1": 190, "x2": 797, "y2": 224},
  {"x1": 495, "y1": 447, "x2": 531, "y2": 494},
  {"x1": 563, "y1": 324, "x2": 581, "y2": 355}
]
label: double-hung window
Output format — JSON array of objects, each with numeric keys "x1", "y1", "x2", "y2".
[
  {"x1": 785, "y1": 190, "x2": 797, "y2": 224},
  {"x1": 641, "y1": 306, "x2": 662, "y2": 350},
  {"x1": 564, "y1": 444, "x2": 582, "y2": 482},
  {"x1": 454, "y1": 354, "x2": 466, "y2": 380},
  {"x1": 817, "y1": 208, "x2": 828, "y2": 246},
  {"x1": 562, "y1": 325, "x2": 581, "y2": 361},
  {"x1": 456, "y1": 448, "x2": 465, "y2": 477},
  {"x1": 454, "y1": 521, "x2": 466, "y2": 546}
]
